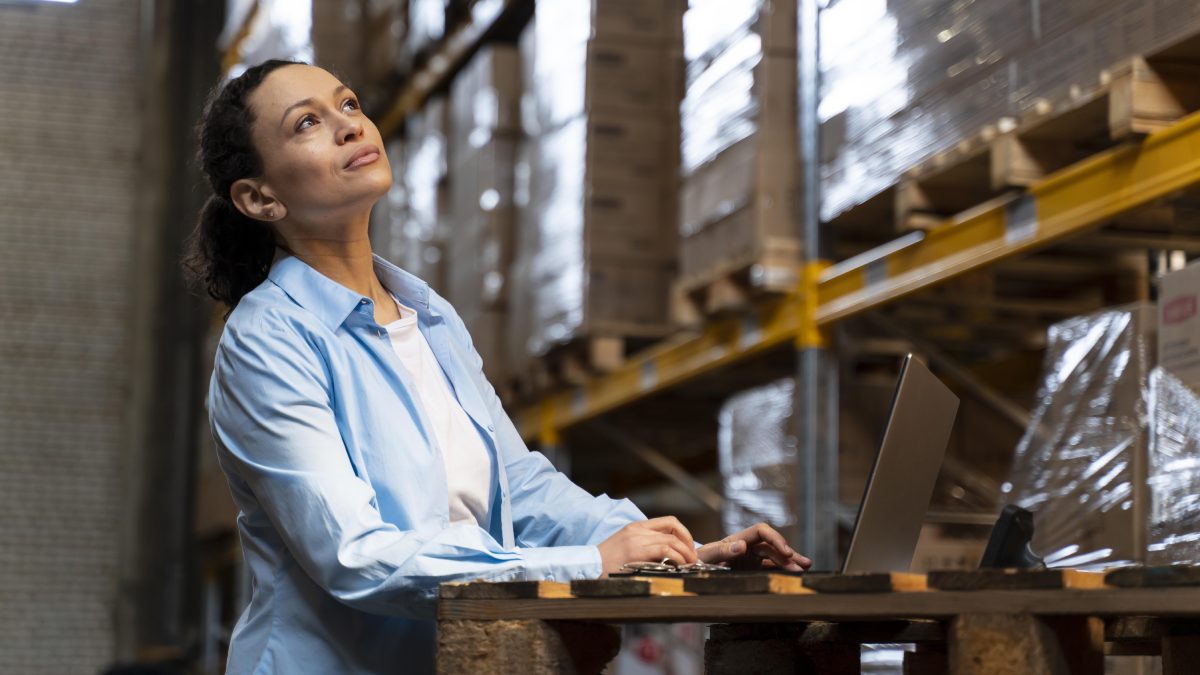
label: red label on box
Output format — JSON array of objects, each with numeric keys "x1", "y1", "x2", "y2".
[{"x1": 1163, "y1": 295, "x2": 1197, "y2": 325}]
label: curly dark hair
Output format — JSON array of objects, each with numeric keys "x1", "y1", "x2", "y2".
[{"x1": 181, "y1": 59, "x2": 305, "y2": 316}]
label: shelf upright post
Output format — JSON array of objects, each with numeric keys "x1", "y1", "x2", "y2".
[{"x1": 794, "y1": 0, "x2": 839, "y2": 568}]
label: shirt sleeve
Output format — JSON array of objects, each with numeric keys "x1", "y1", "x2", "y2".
[
  {"x1": 440, "y1": 302, "x2": 648, "y2": 550},
  {"x1": 208, "y1": 309, "x2": 602, "y2": 619}
]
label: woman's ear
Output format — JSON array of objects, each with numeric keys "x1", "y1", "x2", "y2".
[{"x1": 230, "y1": 178, "x2": 287, "y2": 222}]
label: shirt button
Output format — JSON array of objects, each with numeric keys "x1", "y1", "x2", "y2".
[
  {"x1": 360, "y1": 298, "x2": 369, "y2": 305},
  {"x1": 487, "y1": 424, "x2": 495, "y2": 432}
]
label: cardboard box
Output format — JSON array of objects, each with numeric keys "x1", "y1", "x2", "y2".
[
  {"x1": 1158, "y1": 259, "x2": 1200, "y2": 391},
  {"x1": 678, "y1": 131, "x2": 799, "y2": 282},
  {"x1": 449, "y1": 44, "x2": 521, "y2": 166},
  {"x1": 592, "y1": 0, "x2": 685, "y2": 45},
  {"x1": 457, "y1": 307, "x2": 509, "y2": 386},
  {"x1": 446, "y1": 207, "x2": 515, "y2": 308}
]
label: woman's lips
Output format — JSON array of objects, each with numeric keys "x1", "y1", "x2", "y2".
[{"x1": 346, "y1": 150, "x2": 380, "y2": 169}]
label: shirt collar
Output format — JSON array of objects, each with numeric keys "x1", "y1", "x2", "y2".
[{"x1": 266, "y1": 248, "x2": 431, "y2": 331}]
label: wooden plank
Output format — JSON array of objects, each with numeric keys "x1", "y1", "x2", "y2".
[
  {"x1": 683, "y1": 572, "x2": 809, "y2": 595},
  {"x1": 440, "y1": 580, "x2": 571, "y2": 600},
  {"x1": 990, "y1": 133, "x2": 1086, "y2": 190},
  {"x1": 440, "y1": 587, "x2": 1200, "y2": 622},
  {"x1": 801, "y1": 572, "x2": 928, "y2": 593},
  {"x1": 571, "y1": 577, "x2": 690, "y2": 597},
  {"x1": 711, "y1": 620, "x2": 945, "y2": 645},
  {"x1": 1106, "y1": 565, "x2": 1200, "y2": 588},
  {"x1": 1108, "y1": 58, "x2": 1200, "y2": 139},
  {"x1": 1163, "y1": 635, "x2": 1200, "y2": 675},
  {"x1": 927, "y1": 569, "x2": 1107, "y2": 591}
]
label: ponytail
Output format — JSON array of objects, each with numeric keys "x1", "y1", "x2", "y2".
[
  {"x1": 182, "y1": 195, "x2": 277, "y2": 316},
  {"x1": 180, "y1": 58, "x2": 304, "y2": 317}
]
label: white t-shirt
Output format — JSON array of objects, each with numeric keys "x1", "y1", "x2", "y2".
[{"x1": 382, "y1": 295, "x2": 494, "y2": 527}]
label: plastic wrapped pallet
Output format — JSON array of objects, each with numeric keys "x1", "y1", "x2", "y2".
[
  {"x1": 405, "y1": 0, "x2": 446, "y2": 61},
  {"x1": 819, "y1": 0, "x2": 1200, "y2": 223},
  {"x1": 363, "y1": 0, "x2": 409, "y2": 85},
  {"x1": 508, "y1": 1, "x2": 683, "y2": 369},
  {"x1": 1146, "y1": 367, "x2": 1200, "y2": 564},
  {"x1": 445, "y1": 45, "x2": 521, "y2": 385},
  {"x1": 1147, "y1": 260, "x2": 1200, "y2": 563},
  {"x1": 678, "y1": 0, "x2": 799, "y2": 291},
  {"x1": 1005, "y1": 304, "x2": 1156, "y2": 568},
  {"x1": 718, "y1": 378, "x2": 800, "y2": 544}
]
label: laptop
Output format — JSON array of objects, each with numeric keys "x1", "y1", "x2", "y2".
[{"x1": 840, "y1": 353, "x2": 960, "y2": 574}]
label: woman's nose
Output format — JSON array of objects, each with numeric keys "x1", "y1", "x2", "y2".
[{"x1": 339, "y1": 119, "x2": 363, "y2": 144}]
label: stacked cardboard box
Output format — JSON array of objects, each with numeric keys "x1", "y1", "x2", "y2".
[
  {"x1": 508, "y1": 0, "x2": 684, "y2": 370},
  {"x1": 820, "y1": 0, "x2": 1200, "y2": 224},
  {"x1": 363, "y1": 0, "x2": 409, "y2": 88},
  {"x1": 677, "y1": 0, "x2": 800, "y2": 293},
  {"x1": 369, "y1": 96, "x2": 448, "y2": 289},
  {"x1": 1151, "y1": 261, "x2": 1200, "y2": 564},
  {"x1": 444, "y1": 45, "x2": 521, "y2": 386}
]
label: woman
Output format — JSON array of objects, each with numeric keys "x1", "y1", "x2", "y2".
[{"x1": 184, "y1": 59, "x2": 811, "y2": 674}]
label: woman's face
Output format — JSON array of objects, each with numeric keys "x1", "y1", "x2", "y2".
[{"x1": 238, "y1": 64, "x2": 392, "y2": 230}]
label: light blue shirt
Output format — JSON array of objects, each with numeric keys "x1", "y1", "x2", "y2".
[{"x1": 208, "y1": 252, "x2": 646, "y2": 674}]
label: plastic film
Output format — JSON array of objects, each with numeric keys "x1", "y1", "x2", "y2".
[
  {"x1": 817, "y1": 0, "x2": 1200, "y2": 223},
  {"x1": 681, "y1": 0, "x2": 794, "y2": 176},
  {"x1": 405, "y1": 0, "x2": 445, "y2": 60},
  {"x1": 1147, "y1": 366, "x2": 1200, "y2": 564},
  {"x1": 1006, "y1": 304, "x2": 1155, "y2": 568},
  {"x1": 718, "y1": 378, "x2": 799, "y2": 538}
]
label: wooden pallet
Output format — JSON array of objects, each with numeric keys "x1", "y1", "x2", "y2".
[
  {"x1": 670, "y1": 240, "x2": 801, "y2": 327},
  {"x1": 507, "y1": 328, "x2": 673, "y2": 400},
  {"x1": 830, "y1": 46, "x2": 1200, "y2": 238},
  {"x1": 438, "y1": 566, "x2": 1200, "y2": 674},
  {"x1": 900, "y1": 55, "x2": 1200, "y2": 233}
]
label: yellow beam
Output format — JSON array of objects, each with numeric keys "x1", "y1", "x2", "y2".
[
  {"x1": 377, "y1": 0, "x2": 511, "y2": 137},
  {"x1": 515, "y1": 262, "x2": 825, "y2": 440},
  {"x1": 219, "y1": 0, "x2": 261, "y2": 78}
]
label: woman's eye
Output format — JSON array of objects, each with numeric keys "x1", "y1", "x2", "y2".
[{"x1": 295, "y1": 99, "x2": 357, "y2": 131}]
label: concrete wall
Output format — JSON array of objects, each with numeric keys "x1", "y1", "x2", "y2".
[{"x1": 0, "y1": 0, "x2": 146, "y2": 671}]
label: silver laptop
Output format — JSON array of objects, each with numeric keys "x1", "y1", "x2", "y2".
[{"x1": 841, "y1": 354, "x2": 960, "y2": 574}]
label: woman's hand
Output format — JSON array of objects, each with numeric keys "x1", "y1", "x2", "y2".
[
  {"x1": 596, "y1": 517, "x2": 699, "y2": 578},
  {"x1": 697, "y1": 523, "x2": 812, "y2": 572}
]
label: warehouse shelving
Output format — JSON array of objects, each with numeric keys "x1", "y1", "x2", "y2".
[
  {"x1": 207, "y1": 1, "x2": 1200, "y2": 571},
  {"x1": 514, "y1": 109, "x2": 1200, "y2": 442}
]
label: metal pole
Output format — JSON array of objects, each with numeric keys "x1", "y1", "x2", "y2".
[{"x1": 795, "y1": 0, "x2": 839, "y2": 568}]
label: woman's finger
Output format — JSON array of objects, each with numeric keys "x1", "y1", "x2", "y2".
[
  {"x1": 697, "y1": 539, "x2": 748, "y2": 563},
  {"x1": 751, "y1": 523, "x2": 794, "y2": 557},
  {"x1": 753, "y1": 542, "x2": 803, "y2": 571},
  {"x1": 657, "y1": 533, "x2": 699, "y2": 564},
  {"x1": 643, "y1": 516, "x2": 695, "y2": 550}
]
